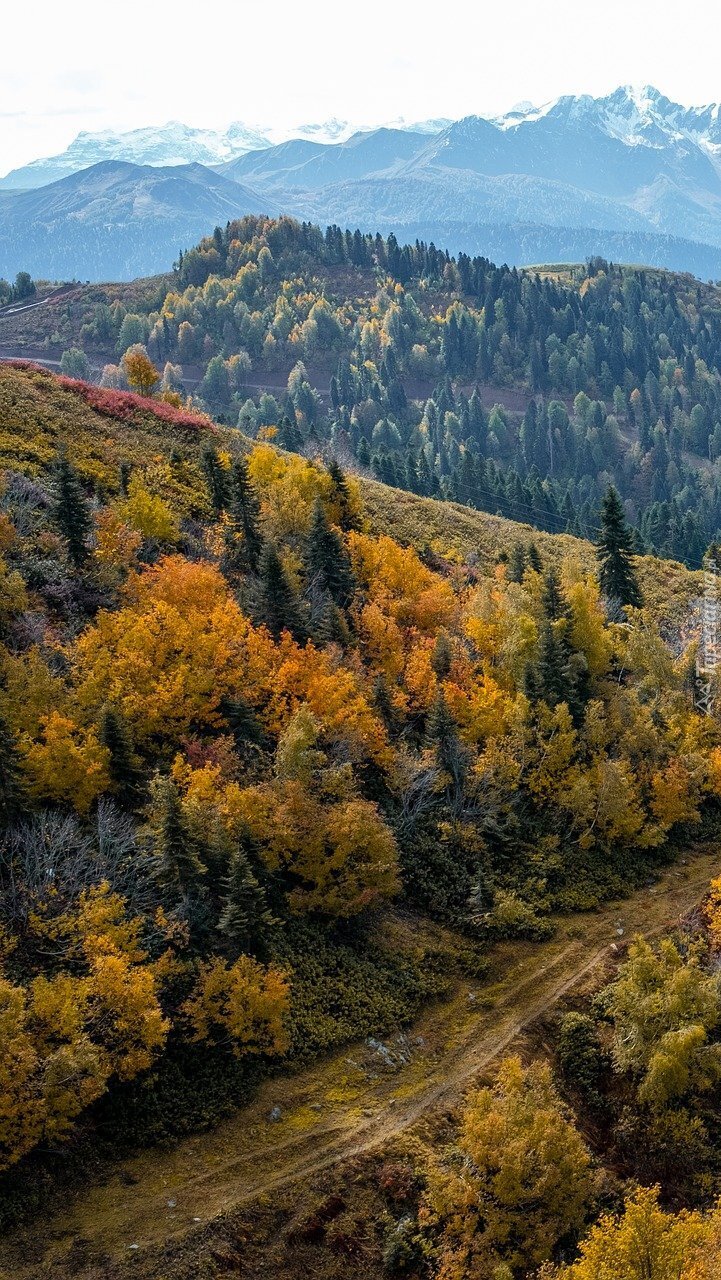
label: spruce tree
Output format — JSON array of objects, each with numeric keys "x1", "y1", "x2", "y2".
[
  {"x1": 305, "y1": 499, "x2": 354, "y2": 608},
  {"x1": 372, "y1": 674, "x2": 399, "y2": 734},
  {"x1": 228, "y1": 456, "x2": 262, "y2": 572},
  {"x1": 99, "y1": 705, "x2": 143, "y2": 808},
  {"x1": 218, "y1": 834, "x2": 277, "y2": 953},
  {"x1": 508, "y1": 542, "x2": 526, "y2": 583},
  {"x1": 597, "y1": 486, "x2": 642, "y2": 608},
  {"x1": 152, "y1": 776, "x2": 206, "y2": 894},
  {"x1": 0, "y1": 712, "x2": 24, "y2": 830},
  {"x1": 53, "y1": 448, "x2": 91, "y2": 567},
  {"x1": 536, "y1": 622, "x2": 569, "y2": 707},
  {"x1": 327, "y1": 459, "x2": 360, "y2": 531},
  {"x1": 426, "y1": 692, "x2": 467, "y2": 794},
  {"x1": 221, "y1": 695, "x2": 267, "y2": 756},
  {"x1": 527, "y1": 542, "x2": 543, "y2": 573},
  {"x1": 257, "y1": 542, "x2": 306, "y2": 640},
  {"x1": 431, "y1": 630, "x2": 453, "y2": 679},
  {"x1": 542, "y1": 569, "x2": 569, "y2": 622},
  {"x1": 201, "y1": 445, "x2": 231, "y2": 514}
]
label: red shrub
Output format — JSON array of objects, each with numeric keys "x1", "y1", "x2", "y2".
[{"x1": 5, "y1": 361, "x2": 216, "y2": 435}]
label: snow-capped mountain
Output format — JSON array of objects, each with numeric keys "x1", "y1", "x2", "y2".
[
  {"x1": 0, "y1": 116, "x2": 451, "y2": 189},
  {"x1": 5, "y1": 87, "x2": 721, "y2": 282},
  {"x1": 0, "y1": 121, "x2": 271, "y2": 190},
  {"x1": 494, "y1": 85, "x2": 721, "y2": 150}
]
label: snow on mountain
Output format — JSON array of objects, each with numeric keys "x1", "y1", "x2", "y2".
[{"x1": 0, "y1": 121, "x2": 271, "y2": 190}]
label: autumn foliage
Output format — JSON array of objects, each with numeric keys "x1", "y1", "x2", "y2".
[{"x1": 1, "y1": 359, "x2": 721, "y2": 1196}]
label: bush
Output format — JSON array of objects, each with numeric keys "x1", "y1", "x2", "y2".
[{"x1": 556, "y1": 1012, "x2": 606, "y2": 1108}]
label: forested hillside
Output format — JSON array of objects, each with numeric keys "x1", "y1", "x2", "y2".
[
  {"x1": 8, "y1": 215, "x2": 721, "y2": 567},
  {"x1": 4, "y1": 360, "x2": 721, "y2": 1278}
]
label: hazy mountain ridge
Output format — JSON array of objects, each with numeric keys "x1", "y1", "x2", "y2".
[
  {"x1": 4, "y1": 86, "x2": 721, "y2": 280},
  {"x1": 0, "y1": 162, "x2": 270, "y2": 279}
]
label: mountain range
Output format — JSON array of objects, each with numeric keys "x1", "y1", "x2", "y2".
[{"x1": 3, "y1": 86, "x2": 721, "y2": 282}]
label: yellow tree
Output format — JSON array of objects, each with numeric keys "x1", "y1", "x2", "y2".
[
  {"x1": 122, "y1": 348, "x2": 160, "y2": 397},
  {"x1": 181, "y1": 956, "x2": 289, "y2": 1056},
  {"x1": 603, "y1": 937, "x2": 721, "y2": 1108},
  {"x1": 422, "y1": 1056, "x2": 591, "y2": 1278},
  {"x1": 546, "y1": 1186, "x2": 717, "y2": 1280}
]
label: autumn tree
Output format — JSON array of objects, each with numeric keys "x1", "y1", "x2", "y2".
[
  {"x1": 181, "y1": 955, "x2": 289, "y2": 1056},
  {"x1": 602, "y1": 937, "x2": 721, "y2": 1108},
  {"x1": 546, "y1": 1186, "x2": 717, "y2": 1280},
  {"x1": 423, "y1": 1057, "x2": 591, "y2": 1278},
  {"x1": 122, "y1": 347, "x2": 160, "y2": 397}
]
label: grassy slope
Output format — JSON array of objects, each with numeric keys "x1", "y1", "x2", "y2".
[{"x1": 0, "y1": 362, "x2": 701, "y2": 633}]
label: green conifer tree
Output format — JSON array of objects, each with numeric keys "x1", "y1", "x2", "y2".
[
  {"x1": 99, "y1": 705, "x2": 143, "y2": 808},
  {"x1": 257, "y1": 542, "x2": 306, "y2": 640},
  {"x1": 597, "y1": 486, "x2": 643, "y2": 607},
  {"x1": 305, "y1": 499, "x2": 355, "y2": 608},
  {"x1": 152, "y1": 776, "x2": 206, "y2": 894},
  {"x1": 508, "y1": 541, "x2": 526, "y2": 583},
  {"x1": 527, "y1": 542, "x2": 543, "y2": 573},
  {"x1": 201, "y1": 445, "x2": 231, "y2": 514},
  {"x1": 0, "y1": 712, "x2": 25, "y2": 829},
  {"x1": 53, "y1": 448, "x2": 91, "y2": 567},
  {"x1": 431, "y1": 630, "x2": 453, "y2": 679},
  {"x1": 327, "y1": 458, "x2": 360, "y2": 531},
  {"x1": 228, "y1": 456, "x2": 263, "y2": 572},
  {"x1": 218, "y1": 834, "x2": 277, "y2": 952},
  {"x1": 426, "y1": 692, "x2": 467, "y2": 795}
]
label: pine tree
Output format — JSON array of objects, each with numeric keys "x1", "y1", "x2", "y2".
[
  {"x1": 542, "y1": 569, "x2": 569, "y2": 622},
  {"x1": 0, "y1": 712, "x2": 24, "y2": 830},
  {"x1": 431, "y1": 630, "x2": 453, "y2": 679},
  {"x1": 597, "y1": 486, "x2": 643, "y2": 608},
  {"x1": 201, "y1": 444, "x2": 231, "y2": 514},
  {"x1": 53, "y1": 448, "x2": 91, "y2": 567},
  {"x1": 221, "y1": 695, "x2": 267, "y2": 756},
  {"x1": 536, "y1": 622, "x2": 571, "y2": 707},
  {"x1": 305, "y1": 499, "x2": 355, "y2": 608},
  {"x1": 372, "y1": 674, "x2": 399, "y2": 734},
  {"x1": 257, "y1": 542, "x2": 306, "y2": 640},
  {"x1": 227, "y1": 456, "x2": 263, "y2": 573},
  {"x1": 218, "y1": 834, "x2": 277, "y2": 953},
  {"x1": 99, "y1": 705, "x2": 143, "y2": 808},
  {"x1": 426, "y1": 692, "x2": 467, "y2": 795},
  {"x1": 527, "y1": 542, "x2": 543, "y2": 573},
  {"x1": 152, "y1": 776, "x2": 206, "y2": 893},
  {"x1": 508, "y1": 541, "x2": 526, "y2": 583},
  {"x1": 327, "y1": 459, "x2": 360, "y2": 531}
]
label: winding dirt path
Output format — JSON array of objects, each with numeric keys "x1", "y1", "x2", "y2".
[{"x1": 1, "y1": 850, "x2": 718, "y2": 1278}]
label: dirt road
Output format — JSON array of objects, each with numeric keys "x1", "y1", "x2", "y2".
[{"x1": 1, "y1": 850, "x2": 717, "y2": 1278}]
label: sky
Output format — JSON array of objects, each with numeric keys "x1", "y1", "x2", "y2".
[{"x1": 3, "y1": 0, "x2": 721, "y2": 173}]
